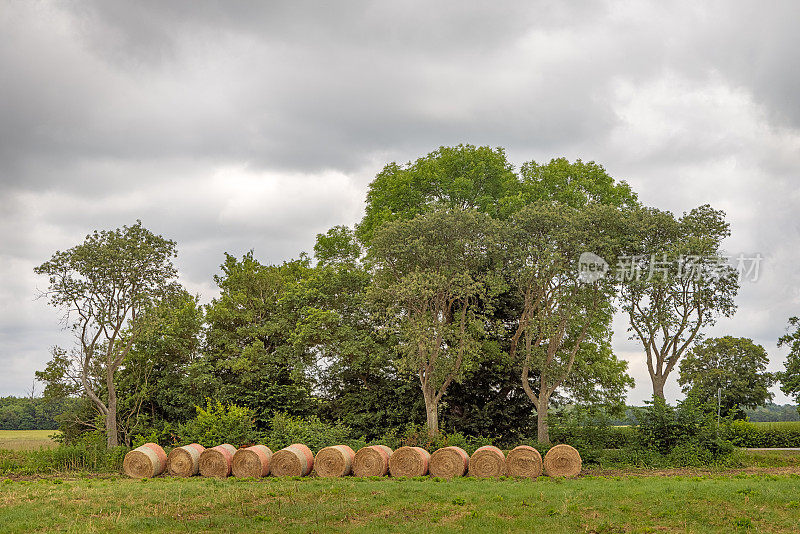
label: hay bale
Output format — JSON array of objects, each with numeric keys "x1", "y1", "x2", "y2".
[
  {"x1": 167, "y1": 443, "x2": 205, "y2": 477},
  {"x1": 271, "y1": 443, "x2": 314, "y2": 477},
  {"x1": 314, "y1": 445, "x2": 355, "y2": 477},
  {"x1": 468, "y1": 445, "x2": 505, "y2": 478},
  {"x1": 123, "y1": 442, "x2": 167, "y2": 479},
  {"x1": 506, "y1": 445, "x2": 543, "y2": 478},
  {"x1": 543, "y1": 444, "x2": 582, "y2": 478},
  {"x1": 352, "y1": 445, "x2": 392, "y2": 477},
  {"x1": 388, "y1": 446, "x2": 430, "y2": 477},
  {"x1": 199, "y1": 444, "x2": 236, "y2": 478},
  {"x1": 429, "y1": 446, "x2": 469, "y2": 479},
  {"x1": 232, "y1": 445, "x2": 272, "y2": 478}
]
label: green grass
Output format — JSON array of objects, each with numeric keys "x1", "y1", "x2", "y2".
[
  {"x1": 0, "y1": 430, "x2": 59, "y2": 451},
  {"x1": 1, "y1": 474, "x2": 799, "y2": 533}
]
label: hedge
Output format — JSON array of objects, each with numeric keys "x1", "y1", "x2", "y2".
[{"x1": 721, "y1": 421, "x2": 800, "y2": 448}]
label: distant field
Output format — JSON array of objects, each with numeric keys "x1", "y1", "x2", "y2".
[{"x1": 0, "y1": 430, "x2": 59, "y2": 450}]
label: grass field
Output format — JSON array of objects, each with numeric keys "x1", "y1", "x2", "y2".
[
  {"x1": 0, "y1": 430, "x2": 58, "y2": 450},
  {"x1": 1, "y1": 473, "x2": 799, "y2": 533}
]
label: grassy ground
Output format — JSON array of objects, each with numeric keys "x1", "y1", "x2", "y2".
[
  {"x1": 1, "y1": 473, "x2": 799, "y2": 533},
  {"x1": 0, "y1": 430, "x2": 58, "y2": 450}
]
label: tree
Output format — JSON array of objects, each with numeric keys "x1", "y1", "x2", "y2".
[
  {"x1": 114, "y1": 289, "x2": 204, "y2": 443},
  {"x1": 356, "y1": 144, "x2": 519, "y2": 243},
  {"x1": 519, "y1": 157, "x2": 639, "y2": 210},
  {"x1": 34, "y1": 221, "x2": 179, "y2": 447},
  {"x1": 296, "y1": 226, "x2": 422, "y2": 438},
  {"x1": 367, "y1": 208, "x2": 504, "y2": 438},
  {"x1": 200, "y1": 252, "x2": 315, "y2": 426},
  {"x1": 620, "y1": 205, "x2": 739, "y2": 400},
  {"x1": 778, "y1": 317, "x2": 800, "y2": 414},
  {"x1": 507, "y1": 202, "x2": 633, "y2": 443},
  {"x1": 678, "y1": 336, "x2": 774, "y2": 418}
]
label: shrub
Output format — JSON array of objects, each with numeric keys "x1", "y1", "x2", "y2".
[
  {"x1": 176, "y1": 400, "x2": 258, "y2": 447},
  {"x1": 721, "y1": 420, "x2": 800, "y2": 447},
  {"x1": 632, "y1": 397, "x2": 733, "y2": 458},
  {"x1": 375, "y1": 424, "x2": 492, "y2": 454},
  {"x1": 264, "y1": 412, "x2": 365, "y2": 453}
]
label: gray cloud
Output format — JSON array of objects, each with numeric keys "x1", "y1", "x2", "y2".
[{"x1": 1, "y1": 0, "x2": 798, "y2": 403}]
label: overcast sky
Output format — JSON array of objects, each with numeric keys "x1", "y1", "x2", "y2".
[{"x1": 1, "y1": 1, "x2": 799, "y2": 404}]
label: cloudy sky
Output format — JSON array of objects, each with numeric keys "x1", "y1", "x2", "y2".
[{"x1": 1, "y1": 1, "x2": 798, "y2": 404}]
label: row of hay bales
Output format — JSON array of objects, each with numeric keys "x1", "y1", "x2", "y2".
[{"x1": 124, "y1": 442, "x2": 581, "y2": 479}]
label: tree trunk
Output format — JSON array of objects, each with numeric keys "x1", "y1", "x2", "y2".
[
  {"x1": 106, "y1": 376, "x2": 119, "y2": 448},
  {"x1": 422, "y1": 386, "x2": 439, "y2": 439},
  {"x1": 536, "y1": 395, "x2": 550, "y2": 444},
  {"x1": 652, "y1": 376, "x2": 666, "y2": 402}
]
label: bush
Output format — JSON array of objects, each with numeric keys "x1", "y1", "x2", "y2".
[
  {"x1": 721, "y1": 420, "x2": 800, "y2": 448},
  {"x1": 264, "y1": 412, "x2": 365, "y2": 453},
  {"x1": 176, "y1": 400, "x2": 258, "y2": 448},
  {"x1": 632, "y1": 397, "x2": 733, "y2": 458},
  {"x1": 374, "y1": 423, "x2": 492, "y2": 455}
]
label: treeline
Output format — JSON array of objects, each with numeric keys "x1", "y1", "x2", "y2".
[
  {"x1": 31, "y1": 145, "x2": 796, "y2": 450},
  {"x1": 0, "y1": 396, "x2": 77, "y2": 430}
]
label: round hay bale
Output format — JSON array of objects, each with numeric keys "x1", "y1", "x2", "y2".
[
  {"x1": 468, "y1": 445, "x2": 505, "y2": 478},
  {"x1": 167, "y1": 443, "x2": 205, "y2": 477},
  {"x1": 429, "y1": 446, "x2": 469, "y2": 479},
  {"x1": 199, "y1": 443, "x2": 236, "y2": 478},
  {"x1": 123, "y1": 442, "x2": 167, "y2": 479},
  {"x1": 314, "y1": 445, "x2": 355, "y2": 477},
  {"x1": 232, "y1": 445, "x2": 272, "y2": 478},
  {"x1": 388, "y1": 446, "x2": 430, "y2": 477},
  {"x1": 506, "y1": 445, "x2": 543, "y2": 478},
  {"x1": 271, "y1": 443, "x2": 314, "y2": 477},
  {"x1": 352, "y1": 445, "x2": 392, "y2": 477},
  {"x1": 543, "y1": 444, "x2": 582, "y2": 478}
]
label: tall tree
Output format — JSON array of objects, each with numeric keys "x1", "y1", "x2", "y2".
[
  {"x1": 620, "y1": 205, "x2": 739, "y2": 400},
  {"x1": 508, "y1": 202, "x2": 633, "y2": 443},
  {"x1": 356, "y1": 144, "x2": 519, "y2": 243},
  {"x1": 114, "y1": 289, "x2": 204, "y2": 442},
  {"x1": 678, "y1": 336, "x2": 773, "y2": 418},
  {"x1": 200, "y1": 252, "x2": 315, "y2": 427},
  {"x1": 519, "y1": 157, "x2": 639, "y2": 210},
  {"x1": 778, "y1": 316, "x2": 800, "y2": 414},
  {"x1": 295, "y1": 226, "x2": 422, "y2": 438},
  {"x1": 34, "y1": 221, "x2": 179, "y2": 447},
  {"x1": 368, "y1": 208, "x2": 504, "y2": 438}
]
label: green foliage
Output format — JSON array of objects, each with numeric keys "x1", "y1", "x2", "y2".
[
  {"x1": 620, "y1": 205, "x2": 739, "y2": 399},
  {"x1": 357, "y1": 144, "x2": 519, "y2": 243},
  {"x1": 0, "y1": 397, "x2": 75, "y2": 430},
  {"x1": 679, "y1": 336, "x2": 774, "y2": 418},
  {"x1": 507, "y1": 202, "x2": 634, "y2": 442},
  {"x1": 744, "y1": 403, "x2": 800, "y2": 422},
  {"x1": 368, "y1": 208, "x2": 506, "y2": 435},
  {"x1": 778, "y1": 317, "x2": 800, "y2": 412},
  {"x1": 34, "y1": 220, "x2": 181, "y2": 447},
  {"x1": 263, "y1": 413, "x2": 365, "y2": 453},
  {"x1": 200, "y1": 252, "x2": 315, "y2": 426},
  {"x1": 632, "y1": 397, "x2": 734, "y2": 458},
  {"x1": 375, "y1": 423, "x2": 492, "y2": 455},
  {"x1": 519, "y1": 158, "x2": 639, "y2": 210},
  {"x1": 176, "y1": 400, "x2": 258, "y2": 448},
  {"x1": 721, "y1": 420, "x2": 800, "y2": 448}
]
